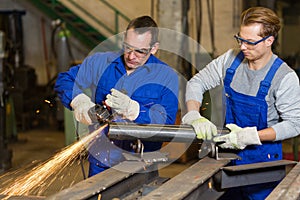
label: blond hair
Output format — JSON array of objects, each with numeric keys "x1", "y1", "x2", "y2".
[{"x1": 241, "y1": 7, "x2": 281, "y2": 39}]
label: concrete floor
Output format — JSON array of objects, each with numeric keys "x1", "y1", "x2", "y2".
[{"x1": 0, "y1": 126, "x2": 299, "y2": 198}]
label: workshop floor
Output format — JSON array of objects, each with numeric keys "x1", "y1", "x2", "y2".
[{"x1": 1, "y1": 127, "x2": 299, "y2": 198}]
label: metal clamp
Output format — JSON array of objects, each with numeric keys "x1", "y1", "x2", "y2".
[{"x1": 198, "y1": 141, "x2": 241, "y2": 160}]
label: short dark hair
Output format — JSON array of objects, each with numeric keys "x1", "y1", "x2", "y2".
[{"x1": 126, "y1": 16, "x2": 158, "y2": 46}]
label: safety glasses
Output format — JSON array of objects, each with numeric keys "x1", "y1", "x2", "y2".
[
  {"x1": 122, "y1": 42, "x2": 153, "y2": 58},
  {"x1": 234, "y1": 34, "x2": 271, "y2": 46}
]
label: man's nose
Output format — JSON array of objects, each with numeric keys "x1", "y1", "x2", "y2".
[
  {"x1": 128, "y1": 51, "x2": 136, "y2": 59},
  {"x1": 240, "y1": 42, "x2": 247, "y2": 50}
]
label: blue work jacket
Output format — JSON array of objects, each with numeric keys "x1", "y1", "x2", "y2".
[
  {"x1": 54, "y1": 51, "x2": 179, "y2": 170},
  {"x1": 55, "y1": 51, "x2": 178, "y2": 125}
]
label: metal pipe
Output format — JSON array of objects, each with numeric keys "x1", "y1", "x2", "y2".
[
  {"x1": 108, "y1": 123, "x2": 229, "y2": 143},
  {"x1": 108, "y1": 123, "x2": 196, "y2": 143}
]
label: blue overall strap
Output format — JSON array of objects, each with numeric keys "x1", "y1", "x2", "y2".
[
  {"x1": 224, "y1": 51, "x2": 244, "y2": 86},
  {"x1": 257, "y1": 57, "x2": 284, "y2": 98}
]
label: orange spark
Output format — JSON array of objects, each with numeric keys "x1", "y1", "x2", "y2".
[{"x1": 0, "y1": 124, "x2": 107, "y2": 198}]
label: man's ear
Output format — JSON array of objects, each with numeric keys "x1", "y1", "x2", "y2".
[
  {"x1": 150, "y1": 42, "x2": 159, "y2": 54},
  {"x1": 265, "y1": 36, "x2": 274, "y2": 47}
]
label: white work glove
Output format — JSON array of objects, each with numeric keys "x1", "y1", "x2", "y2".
[
  {"x1": 105, "y1": 89, "x2": 140, "y2": 121},
  {"x1": 213, "y1": 124, "x2": 262, "y2": 150},
  {"x1": 182, "y1": 110, "x2": 217, "y2": 140},
  {"x1": 70, "y1": 93, "x2": 95, "y2": 125}
]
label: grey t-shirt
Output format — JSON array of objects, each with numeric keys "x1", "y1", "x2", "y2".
[{"x1": 186, "y1": 49, "x2": 300, "y2": 141}]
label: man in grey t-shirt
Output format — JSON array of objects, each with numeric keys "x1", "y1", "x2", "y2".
[{"x1": 182, "y1": 6, "x2": 300, "y2": 200}]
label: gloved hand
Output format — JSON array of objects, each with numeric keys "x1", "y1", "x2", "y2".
[
  {"x1": 70, "y1": 93, "x2": 95, "y2": 125},
  {"x1": 105, "y1": 89, "x2": 140, "y2": 121},
  {"x1": 182, "y1": 110, "x2": 217, "y2": 140},
  {"x1": 213, "y1": 124, "x2": 262, "y2": 150}
]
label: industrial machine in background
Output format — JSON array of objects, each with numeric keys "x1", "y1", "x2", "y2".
[
  {"x1": 0, "y1": 10, "x2": 65, "y2": 134},
  {"x1": 0, "y1": 10, "x2": 59, "y2": 172},
  {"x1": 0, "y1": 29, "x2": 12, "y2": 173},
  {"x1": 0, "y1": 10, "x2": 38, "y2": 132},
  {"x1": 0, "y1": 10, "x2": 30, "y2": 173}
]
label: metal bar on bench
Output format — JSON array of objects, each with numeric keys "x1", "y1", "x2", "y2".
[
  {"x1": 141, "y1": 157, "x2": 230, "y2": 200},
  {"x1": 47, "y1": 161, "x2": 158, "y2": 200},
  {"x1": 266, "y1": 161, "x2": 300, "y2": 200},
  {"x1": 0, "y1": 195, "x2": 45, "y2": 199},
  {"x1": 220, "y1": 160, "x2": 297, "y2": 189}
]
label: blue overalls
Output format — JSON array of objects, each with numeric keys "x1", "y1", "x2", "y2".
[{"x1": 221, "y1": 51, "x2": 283, "y2": 199}]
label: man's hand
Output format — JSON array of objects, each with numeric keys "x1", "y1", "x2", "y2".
[
  {"x1": 70, "y1": 93, "x2": 95, "y2": 125},
  {"x1": 105, "y1": 89, "x2": 140, "y2": 121},
  {"x1": 182, "y1": 110, "x2": 217, "y2": 140},
  {"x1": 213, "y1": 124, "x2": 262, "y2": 150}
]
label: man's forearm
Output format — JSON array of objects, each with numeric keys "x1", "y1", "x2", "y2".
[
  {"x1": 258, "y1": 127, "x2": 276, "y2": 141},
  {"x1": 186, "y1": 100, "x2": 201, "y2": 112}
]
